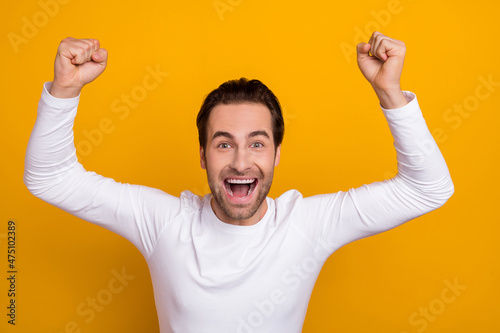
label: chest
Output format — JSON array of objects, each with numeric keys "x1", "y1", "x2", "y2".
[{"x1": 147, "y1": 219, "x2": 324, "y2": 331}]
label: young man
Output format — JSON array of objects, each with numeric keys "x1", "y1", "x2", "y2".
[{"x1": 24, "y1": 32, "x2": 454, "y2": 332}]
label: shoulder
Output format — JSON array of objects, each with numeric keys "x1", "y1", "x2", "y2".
[
  {"x1": 274, "y1": 189, "x2": 341, "y2": 206},
  {"x1": 275, "y1": 189, "x2": 303, "y2": 204},
  {"x1": 272, "y1": 190, "x2": 305, "y2": 218},
  {"x1": 274, "y1": 189, "x2": 346, "y2": 218},
  {"x1": 179, "y1": 190, "x2": 205, "y2": 212}
]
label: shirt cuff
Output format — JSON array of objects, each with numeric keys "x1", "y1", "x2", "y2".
[
  {"x1": 379, "y1": 90, "x2": 415, "y2": 110},
  {"x1": 380, "y1": 91, "x2": 422, "y2": 121},
  {"x1": 41, "y1": 81, "x2": 81, "y2": 109}
]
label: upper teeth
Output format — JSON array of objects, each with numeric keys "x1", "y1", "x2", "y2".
[{"x1": 226, "y1": 179, "x2": 255, "y2": 184}]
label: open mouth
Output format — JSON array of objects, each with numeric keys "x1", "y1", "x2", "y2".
[{"x1": 224, "y1": 178, "x2": 257, "y2": 198}]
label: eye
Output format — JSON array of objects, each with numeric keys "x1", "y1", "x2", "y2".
[
  {"x1": 218, "y1": 143, "x2": 232, "y2": 149},
  {"x1": 251, "y1": 142, "x2": 264, "y2": 148}
]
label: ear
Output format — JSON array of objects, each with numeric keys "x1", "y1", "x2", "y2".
[
  {"x1": 200, "y1": 146, "x2": 206, "y2": 170},
  {"x1": 274, "y1": 144, "x2": 281, "y2": 167}
]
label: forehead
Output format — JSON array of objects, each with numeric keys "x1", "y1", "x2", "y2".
[{"x1": 207, "y1": 103, "x2": 272, "y2": 136}]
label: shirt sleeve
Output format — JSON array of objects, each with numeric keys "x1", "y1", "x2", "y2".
[
  {"x1": 23, "y1": 82, "x2": 183, "y2": 259},
  {"x1": 297, "y1": 91, "x2": 454, "y2": 255}
]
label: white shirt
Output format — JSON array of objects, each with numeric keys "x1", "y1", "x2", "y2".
[{"x1": 24, "y1": 82, "x2": 454, "y2": 332}]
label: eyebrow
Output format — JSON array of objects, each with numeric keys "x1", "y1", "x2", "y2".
[
  {"x1": 211, "y1": 130, "x2": 270, "y2": 141},
  {"x1": 212, "y1": 131, "x2": 234, "y2": 141},
  {"x1": 248, "y1": 130, "x2": 270, "y2": 139}
]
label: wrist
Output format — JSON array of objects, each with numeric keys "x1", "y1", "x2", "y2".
[
  {"x1": 373, "y1": 86, "x2": 407, "y2": 109},
  {"x1": 49, "y1": 81, "x2": 82, "y2": 99}
]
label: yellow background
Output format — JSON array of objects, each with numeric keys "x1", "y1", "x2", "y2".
[{"x1": 1, "y1": 0, "x2": 498, "y2": 332}]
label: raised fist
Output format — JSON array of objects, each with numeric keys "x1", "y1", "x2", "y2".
[
  {"x1": 356, "y1": 31, "x2": 408, "y2": 109},
  {"x1": 50, "y1": 37, "x2": 108, "y2": 98},
  {"x1": 356, "y1": 31, "x2": 406, "y2": 91}
]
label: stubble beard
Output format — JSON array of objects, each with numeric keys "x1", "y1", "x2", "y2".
[{"x1": 207, "y1": 167, "x2": 274, "y2": 221}]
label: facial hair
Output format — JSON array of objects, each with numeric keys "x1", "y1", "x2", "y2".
[{"x1": 207, "y1": 167, "x2": 274, "y2": 221}]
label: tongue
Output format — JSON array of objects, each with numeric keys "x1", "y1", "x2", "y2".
[{"x1": 231, "y1": 184, "x2": 250, "y2": 197}]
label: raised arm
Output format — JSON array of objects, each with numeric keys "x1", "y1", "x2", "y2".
[
  {"x1": 24, "y1": 38, "x2": 181, "y2": 258},
  {"x1": 295, "y1": 32, "x2": 454, "y2": 253}
]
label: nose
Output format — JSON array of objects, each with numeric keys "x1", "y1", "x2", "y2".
[{"x1": 229, "y1": 147, "x2": 252, "y2": 173}]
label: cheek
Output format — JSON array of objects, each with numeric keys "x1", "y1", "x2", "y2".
[
  {"x1": 257, "y1": 154, "x2": 278, "y2": 173},
  {"x1": 205, "y1": 153, "x2": 227, "y2": 174}
]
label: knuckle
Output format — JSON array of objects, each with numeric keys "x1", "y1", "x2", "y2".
[
  {"x1": 60, "y1": 37, "x2": 71, "y2": 46},
  {"x1": 77, "y1": 46, "x2": 87, "y2": 55}
]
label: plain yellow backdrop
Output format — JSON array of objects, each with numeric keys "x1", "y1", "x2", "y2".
[{"x1": 1, "y1": 0, "x2": 499, "y2": 332}]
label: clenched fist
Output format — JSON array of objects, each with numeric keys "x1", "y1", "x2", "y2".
[
  {"x1": 50, "y1": 37, "x2": 108, "y2": 98},
  {"x1": 356, "y1": 32, "x2": 408, "y2": 109}
]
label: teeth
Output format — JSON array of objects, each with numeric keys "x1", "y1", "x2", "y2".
[
  {"x1": 226, "y1": 178, "x2": 256, "y2": 184},
  {"x1": 225, "y1": 179, "x2": 257, "y2": 197},
  {"x1": 247, "y1": 182, "x2": 255, "y2": 196}
]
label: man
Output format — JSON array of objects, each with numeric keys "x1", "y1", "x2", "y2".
[{"x1": 24, "y1": 32, "x2": 454, "y2": 332}]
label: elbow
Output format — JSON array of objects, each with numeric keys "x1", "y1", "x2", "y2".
[
  {"x1": 396, "y1": 171, "x2": 455, "y2": 213},
  {"x1": 445, "y1": 178, "x2": 455, "y2": 200},
  {"x1": 23, "y1": 166, "x2": 51, "y2": 200},
  {"x1": 23, "y1": 171, "x2": 62, "y2": 205},
  {"x1": 426, "y1": 175, "x2": 455, "y2": 210},
  {"x1": 23, "y1": 169, "x2": 41, "y2": 198},
  {"x1": 23, "y1": 168, "x2": 32, "y2": 193},
  {"x1": 437, "y1": 180, "x2": 454, "y2": 207},
  {"x1": 23, "y1": 151, "x2": 42, "y2": 198}
]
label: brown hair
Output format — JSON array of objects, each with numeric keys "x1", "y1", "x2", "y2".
[{"x1": 196, "y1": 77, "x2": 284, "y2": 150}]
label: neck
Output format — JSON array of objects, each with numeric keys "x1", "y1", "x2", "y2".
[{"x1": 210, "y1": 197, "x2": 268, "y2": 226}]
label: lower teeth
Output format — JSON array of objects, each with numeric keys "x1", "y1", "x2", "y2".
[{"x1": 226, "y1": 182, "x2": 233, "y2": 196}]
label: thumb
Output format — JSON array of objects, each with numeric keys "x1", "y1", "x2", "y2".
[
  {"x1": 91, "y1": 48, "x2": 108, "y2": 66},
  {"x1": 356, "y1": 42, "x2": 371, "y2": 62}
]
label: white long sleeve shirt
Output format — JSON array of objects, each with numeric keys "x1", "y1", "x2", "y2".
[{"x1": 24, "y1": 82, "x2": 454, "y2": 333}]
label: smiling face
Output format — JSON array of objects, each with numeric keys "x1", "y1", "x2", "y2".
[{"x1": 200, "y1": 102, "x2": 281, "y2": 226}]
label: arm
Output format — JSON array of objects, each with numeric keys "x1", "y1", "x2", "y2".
[
  {"x1": 24, "y1": 38, "x2": 181, "y2": 258},
  {"x1": 297, "y1": 32, "x2": 454, "y2": 252}
]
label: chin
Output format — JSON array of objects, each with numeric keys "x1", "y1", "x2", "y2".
[{"x1": 210, "y1": 176, "x2": 273, "y2": 222}]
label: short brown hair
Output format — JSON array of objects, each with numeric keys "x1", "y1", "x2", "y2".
[{"x1": 196, "y1": 78, "x2": 284, "y2": 150}]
